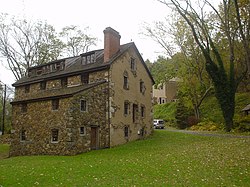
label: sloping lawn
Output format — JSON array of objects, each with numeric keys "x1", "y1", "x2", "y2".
[{"x1": 0, "y1": 130, "x2": 249, "y2": 186}]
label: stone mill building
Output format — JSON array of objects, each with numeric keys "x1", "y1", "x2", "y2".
[{"x1": 10, "y1": 27, "x2": 155, "y2": 156}]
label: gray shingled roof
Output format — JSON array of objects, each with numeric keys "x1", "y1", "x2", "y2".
[
  {"x1": 12, "y1": 42, "x2": 154, "y2": 87},
  {"x1": 11, "y1": 80, "x2": 107, "y2": 104}
]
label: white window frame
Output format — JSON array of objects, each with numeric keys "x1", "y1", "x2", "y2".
[
  {"x1": 79, "y1": 126, "x2": 86, "y2": 136},
  {"x1": 80, "y1": 99, "x2": 88, "y2": 112}
]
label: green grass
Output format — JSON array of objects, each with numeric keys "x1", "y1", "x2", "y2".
[
  {"x1": 0, "y1": 130, "x2": 249, "y2": 186},
  {"x1": 153, "y1": 102, "x2": 176, "y2": 123},
  {"x1": 0, "y1": 144, "x2": 9, "y2": 159}
]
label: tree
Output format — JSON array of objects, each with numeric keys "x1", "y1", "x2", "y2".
[
  {"x1": 173, "y1": 16, "x2": 212, "y2": 120},
  {"x1": 158, "y1": 0, "x2": 248, "y2": 131},
  {"x1": 0, "y1": 15, "x2": 98, "y2": 81},
  {"x1": 59, "y1": 25, "x2": 97, "y2": 56},
  {"x1": 0, "y1": 14, "x2": 64, "y2": 80}
]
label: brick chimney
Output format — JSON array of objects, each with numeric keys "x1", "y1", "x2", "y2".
[{"x1": 103, "y1": 27, "x2": 121, "y2": 62}]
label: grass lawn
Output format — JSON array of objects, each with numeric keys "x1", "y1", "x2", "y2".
[{"x1": 0, "y1": 130, "x2": 249, "y2": 186}]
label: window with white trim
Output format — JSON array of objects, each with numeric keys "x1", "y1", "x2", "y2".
[
  {"x1": 20, "y1": 129, "x2": 26, "y2": 141},
  {"x1": 51, "y1": 129, "x2": 59, "y2": 142},
  {"x1": 130, "y1": 57, "x2": 136, "y2": 71},
  {"x1": 79, "y1": 126, "x2": 86, "y2": 136},
  {"x1": 80, "y1": 99, "x2": 87, "y2": 112}
]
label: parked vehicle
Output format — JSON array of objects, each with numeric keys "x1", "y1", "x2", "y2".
[{"x1": 153, "y1": 119, "x2": 165, "y2": 129}]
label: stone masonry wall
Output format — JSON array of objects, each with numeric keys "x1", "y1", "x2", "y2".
[
  {"x1": 109, "y1": 48, "x2": 153, "y2": 147},
  {"x1": 11, "y1": 66, "x2": 110, "y2": 156}
]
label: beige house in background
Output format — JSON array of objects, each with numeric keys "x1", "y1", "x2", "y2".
[
  {"x1": 10, "y1": 27, "x2": 155, "y2": 156},
  {"x1": 153, "y1": 78, "x2": 179, "y2": 104}
]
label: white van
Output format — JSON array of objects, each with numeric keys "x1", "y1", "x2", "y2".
[{"x1": 153, "y1": 119, "x2": 165, "y2": 129}]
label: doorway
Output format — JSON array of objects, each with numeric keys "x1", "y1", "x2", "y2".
[{"x1": 90, "y1": 127, "x2": 99, "y2": 150}]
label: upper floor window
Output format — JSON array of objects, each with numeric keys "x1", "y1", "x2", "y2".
[
  {"x1": 130, "y1": 57, "x2": 136, "y2": 71},
  {"x1": 140, "y1": 80, "x2": 145, "y2": 94},
  {"x1": 124, "y1": 101, "x2": 129, "y2": 115},
  {"x1": 61, "y1": 77, "x2": 68, "y2": 88},
  {"x1": 40, "y1": 81, "x2": 46, "y2": 90},
  {"x1": 123, "y1": 71, "x2": 129, "y2": 90},
  {"x1": 36, "y1": 68, "x2": 43, "y2": 75},
  {"x1": 21, "y1": 103, "x2": 27, "y2": 113},
  {"x1": 52, "y1": 99, "x2": 59, "y2": 110},
  {"x1": 80, "y1": 99, "x2": 87, "y2": 112},
  {"x1": 81, "y1": 73, "x2": 89, "y2": 84},
  {"x1": 24, "y1": 85, "x2": 30, "y2": 93},
  {"x1": 141, "y1": 105, "x2": 145, "y2": 118},
  {"x1": 51, "y1": 129, "x2": 59, "y2": 143}
]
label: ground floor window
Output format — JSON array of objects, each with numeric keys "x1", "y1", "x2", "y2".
[
  {"x1": 124, "y1": 126, "x2": 129, "y2": 138},
  {"x1": 51, "y1": 129, "x2": 59, "y2": 142},
  {"x1": 20, "y1": 129, "x2": 26, "y2": 141},
  {"x1": 79, "y1": 126, "x2": 86, "y2": 136}
]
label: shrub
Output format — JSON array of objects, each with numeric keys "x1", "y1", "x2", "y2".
[
  {"x1": 190, "y1": 121, "x2": 222, "y2": 131},
  {"x1": 187, "y1": 116, "x2": 199, "y2": 127},
  {"x1": 233, "y1": 115, "x2": 250, "y2": 132}
]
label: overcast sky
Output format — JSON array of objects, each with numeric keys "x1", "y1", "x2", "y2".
[
  {"x1": 0, "y1": 0, "x2": 219, "y2": 86},
  {"x1": 0, "y1": 0, "x2": 171, "y2": 85}
]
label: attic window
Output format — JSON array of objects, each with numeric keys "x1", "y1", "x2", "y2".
[
  {"x1": 36, "y1": 68, "x2": 43, "y2": 75},
  {"x1": 55, "y1": 63, "x2": 61, "y2": 71},
  {"x1": 60, "y1": 62, "x2": 65, "y2": 70},
  {"x1": 82, "y1": 53, "x2": 96, "y2": 65},
  {"x1": 130, "y1": 57, "x2": 136, "y2": 71}
]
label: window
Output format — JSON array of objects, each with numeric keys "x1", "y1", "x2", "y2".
[
  {"x1": 141, "y1": 105, "x2": 145, "y2": 118},
  {"x1": 61, "y1": 77, "x2": 68, "y2": 88},
  {"x1": 130, "y1": 57, "x2": 136, "y2": 71},
  {"x1": 40, "y1": 81, "x2": 46, "y2": 90},
  {"x1": 124, "y1": 101, "x2": 129, "y2": 115},
  {"x1": 52, "y1": 99, "x2": 59, "y2": 110},
  {"x1": 79, "y1": 126, "x2": 86, "y2": 136},
  {"x1": 24, "y1": 85, "x2": 30, "y2": 93},
  {"x1": 81, "y1": 73, "x2": 89, "y2": 84},
  {"x1": 20, "y1": 129, "x2": 26, "y2": 141},
  {"x1": 36, "y1": 68, "x2": 43, "y2": 75},
  {"x1": 140, "y1": 80, "x2": 145, "y2": 94},
  {"x1": 80, "y1": 99, "x2": 87, "y2": 112},
  {"x1": 132, "y1": 104, "x2": 138, "y2": 123},
  {"x1": 123, "y1": 71, "x2": 129, "y2": 89},
  {"x1": 21, "y1": 103, "x2": 27, "y2": 113},
  {"x1": 124, "y1": 75, "x2": 129, "y2": 89},
  {"x1": 51, "y1": 129, "x2": 59, "y2": 142},
  {"x1": 124, "y1": 126, "x2": 129, "y2": 138}
]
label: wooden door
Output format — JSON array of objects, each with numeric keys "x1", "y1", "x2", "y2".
[{"x1": 90, "y1": 127, "x2": 98, "y2": 150}]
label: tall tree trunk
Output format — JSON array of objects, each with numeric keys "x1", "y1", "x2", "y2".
[{"x1": 206, "y1": 59, "x2": 235, "y2": 132}]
